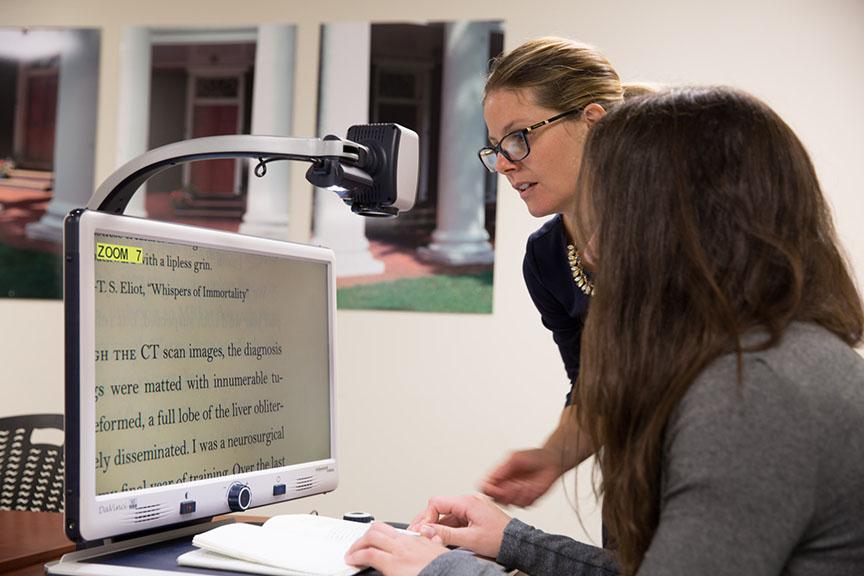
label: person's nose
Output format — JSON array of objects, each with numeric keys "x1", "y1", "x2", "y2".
[{"x1": 495, "y1": 153, "x2": 517, "y2": 173}]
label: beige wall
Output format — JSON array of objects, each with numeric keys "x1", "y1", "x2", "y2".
[{"x1": 2, "y1": 0, "x2": 862, "y2": 543}]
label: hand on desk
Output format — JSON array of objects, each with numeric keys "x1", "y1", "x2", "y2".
[
  {"x1": 347, "y1": 495, "x2": 512, "y2": 575},
  {"x1": 407, "y1": 494, "x2": 511, "y2": 559},
  {"x1": 345, "y1": 522, "x2": 447, "y2": 576}
]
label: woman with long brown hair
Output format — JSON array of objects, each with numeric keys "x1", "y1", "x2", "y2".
[{"x1": 345, "y1": 86, "x2": 864, "y2": 575}]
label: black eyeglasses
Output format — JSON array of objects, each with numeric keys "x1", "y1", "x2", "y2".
[{"x1": 477, "y1": 108, "x2": 583, "y2": 172}]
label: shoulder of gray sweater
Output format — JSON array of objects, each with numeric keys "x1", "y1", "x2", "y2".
[{"x1": 673, "y1": 322, "x2": 864, "y2": 439}]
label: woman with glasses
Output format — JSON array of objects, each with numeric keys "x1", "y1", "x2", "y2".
[
  {"x1": 477, "y1": 37, "x2": 651, "y2": 509},
  {"x1": 346, "y1": 86, "x2": 864, "y2": 576}
]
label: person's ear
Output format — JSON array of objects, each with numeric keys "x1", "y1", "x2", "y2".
[{"x1": 583, "y1": 103, "x2": 607, "y2": 125}]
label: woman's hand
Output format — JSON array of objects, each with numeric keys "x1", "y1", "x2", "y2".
[
  {"x1": 480, "y1": 448, "x2": 561, "y2": 507},
  {"x1": 407, "y1": 494, "x2": 512, "y2": 559},
  {"x1": 344, "y1": 522, "x2": 447, "y2": 576}
]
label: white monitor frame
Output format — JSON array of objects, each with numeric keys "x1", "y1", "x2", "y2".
[{"x1": 64, "y1": 210, "x2": 338, "y2": 544}]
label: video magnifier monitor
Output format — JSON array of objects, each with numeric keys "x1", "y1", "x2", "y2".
[{"x1": 65, "y1": 210, "x2": 337, "y2": 543}]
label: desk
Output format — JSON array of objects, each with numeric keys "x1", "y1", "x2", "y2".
[
  {"x1": 0, "y1": 512, "x2": 510, "y2": 576},
  {"x1": 0, "y1": 510, "x2": 75, "y2": 575},
  {"x1": 0, "y1": 513, "x2": 266, "y2": 575}
]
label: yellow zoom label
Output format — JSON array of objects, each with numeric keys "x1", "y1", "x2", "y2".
[{"x1": 96, "y1": 242, "x2": 143, "y2": 264}]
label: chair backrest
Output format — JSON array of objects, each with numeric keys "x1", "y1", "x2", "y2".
[{"x1": 0, "y1": 413, "x2": 64, "y2": 513}]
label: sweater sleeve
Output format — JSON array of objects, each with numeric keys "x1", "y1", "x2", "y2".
[
  {"x1": 418, "y1": 549, "x2": 510, "y2": 576},
  {"x1": 637, "y1": 358, "x2": 817, "y2": 576},
  {"x1": 497, "y1": 519, "x2": 619, "y2": 576},
  {"x1": 418, "y1": 519, "x2": 618, "y2": 576}
]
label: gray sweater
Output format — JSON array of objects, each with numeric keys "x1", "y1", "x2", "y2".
[{"x1": 420, "y1": 323, "x2": 864, "y2": 576}]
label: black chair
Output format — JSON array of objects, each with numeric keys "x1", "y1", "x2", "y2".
[{"x1": 0, "y1": 413, "x2": 64, "y2": 512}]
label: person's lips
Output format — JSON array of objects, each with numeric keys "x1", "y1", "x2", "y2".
[{"x1": 513, "y1": 182, "x2": 536, "y2": 197}]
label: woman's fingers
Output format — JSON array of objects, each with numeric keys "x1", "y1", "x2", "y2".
[
  {"x1": 346, "y1": 523, "x2": 397, "y2": 556},
  {"x1": 408, "y1": 498, "x2": 472, "y2": 531},
  {"x1": 344, "y1": 546, "x2": 390, "y2": 570},
  {"x1": 345, "y1": 523, "x2": 449, "y2": 576}
]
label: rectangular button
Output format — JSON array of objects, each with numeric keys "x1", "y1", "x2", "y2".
[
  {"x1": 180, "y1": 500, "x2": 196, "y2": 514},
  {"x1": 273, "y1": 484, "x2": 286, "y2": 496}
]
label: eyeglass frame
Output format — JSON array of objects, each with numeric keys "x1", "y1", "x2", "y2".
[{"x1": 477, "y1": 107, "x2": 584, "y2": 173}]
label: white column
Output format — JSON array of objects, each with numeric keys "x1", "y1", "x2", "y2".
[
  {"x1": 240, "y1": 25, "x2": 294, "y2": 240},
  {"x1": 312, "y1": 22, "x2": 383, "y2": 277},
  {"x1": 419, "y1": 21, "x2": 495, "y2": 265},
  {"x1": 27, "y1": 29, "x2": 100, "y2": 243},
  {"x1": 115, "y1": 27, "x2": 151, "y2": 217}
]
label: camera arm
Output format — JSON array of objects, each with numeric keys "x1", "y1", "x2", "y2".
[{"x1": 89, "y1": 125, "x2": 418, "y2": 217}]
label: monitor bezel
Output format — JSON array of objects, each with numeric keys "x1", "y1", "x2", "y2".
[{"x1": 64, "y1": 209, "x2": 338, "y2": 544}]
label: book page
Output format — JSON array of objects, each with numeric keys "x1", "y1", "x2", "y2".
[
  {"x1": 191, "y1": 516, "x2": 369, "y2": 576},
  {"x1": 178, "y1": 548, "x2": 324, "y2": 576},
  {"x1": 263, "y1": 514, "x2": 371, "y2": 545}
]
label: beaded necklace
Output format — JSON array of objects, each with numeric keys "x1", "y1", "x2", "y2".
[{"x1": 566, "y1": 244, "x2": 595, "y2": 296}]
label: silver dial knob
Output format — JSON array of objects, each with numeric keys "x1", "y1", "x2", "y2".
[{"x1": 227, "y1": 483, "x2": 251, "y2": 512}]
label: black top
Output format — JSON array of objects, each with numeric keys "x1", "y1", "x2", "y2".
[{"x1": 522, "y1": 215, "x2": 591, "y2": 405}]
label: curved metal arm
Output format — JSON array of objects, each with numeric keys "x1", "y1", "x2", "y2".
[{"x1": 89, "y1": 135, "x2": 366, "y2": 214}]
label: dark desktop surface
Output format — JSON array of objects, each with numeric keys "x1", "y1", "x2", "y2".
[{"x1": 88, "y1": 535, "x2": 227, "y2": 575}]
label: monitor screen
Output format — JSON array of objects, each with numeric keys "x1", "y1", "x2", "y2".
[{"x1": 64, "y1": 210, "x2": 337, "y2": 543}]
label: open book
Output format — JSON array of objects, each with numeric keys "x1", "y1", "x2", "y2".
[{"x1": 177, "y1": 514, "x2": 376, "y2": 576}]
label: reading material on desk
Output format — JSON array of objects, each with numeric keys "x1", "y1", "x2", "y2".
[{"x1": 177, "y1": 514, "x2": 373, "y2": 576}]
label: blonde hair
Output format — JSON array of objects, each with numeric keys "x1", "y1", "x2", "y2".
[
  {"x1": 485, "y1": 37, "x2": 625, "y2": 111},
  {"x1": 622, "y1": 81, "x2": 665, "y2": 99}
]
